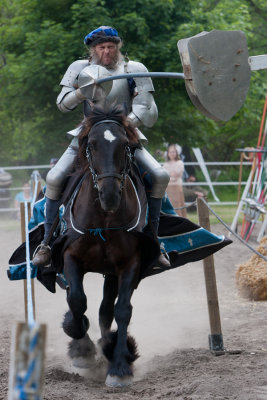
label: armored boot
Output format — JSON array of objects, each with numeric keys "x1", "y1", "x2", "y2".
[
  {"x1": 32, "y1": 197, "x2": 59, "y2": 267},
  {"x1": 144, "y1": 197, "x2": 171, "y2": 269}
]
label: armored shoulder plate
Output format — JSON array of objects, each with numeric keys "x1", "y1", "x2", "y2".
[
  {"x1": 126, "y1": 61, "x2": 157, "y2": 127},
  {"x1": 60, "y1": 59, "x2": 89, "y2": 88},
  {"x1": 57, "y1": 59, "x2": 89, "y2": 107},
  {"x1": 126, "y1": 61, "x2": 155, "y2": 92}
]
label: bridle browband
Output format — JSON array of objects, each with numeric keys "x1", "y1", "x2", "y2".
[{"x1": 85, "y1": 119, "x2": 132, "y2": 189}]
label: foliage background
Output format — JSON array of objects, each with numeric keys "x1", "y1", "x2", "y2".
[{"x1": 0, "y1": 0, "x2": 266, "y2": 165}]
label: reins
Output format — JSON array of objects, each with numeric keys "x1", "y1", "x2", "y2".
[
  {"x1": 69, "y1": 175, "x2": 141, "y2": 238},
  {"x1": 68, "y1": 117, "x2": 140, "y2": 239}
]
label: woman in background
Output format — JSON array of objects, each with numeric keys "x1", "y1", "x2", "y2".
[
  {"x1": 14, "y1": 180, "x2": 32, "y2": 219},
  {"x1": 163, "y1": 144, "x2": 187, "y2": 217}
]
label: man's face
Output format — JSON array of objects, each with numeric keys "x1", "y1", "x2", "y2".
[{"x1": 94, "y1": 42, "x2": 118, "y2": 68}]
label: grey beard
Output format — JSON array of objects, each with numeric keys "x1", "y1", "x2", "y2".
[{"x1": 90, "y1": 52, "x2": 123, "y2": 70}]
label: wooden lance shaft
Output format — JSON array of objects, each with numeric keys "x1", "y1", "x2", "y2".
[
  {"x1": 20, "y1": 202, "x2": 36, "y2": 322},
  {"x1": 197, "y1": 197, "x2": 224, "y2": 352}
]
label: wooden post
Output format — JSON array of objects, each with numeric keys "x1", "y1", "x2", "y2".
[
  {"x1": 20, "y1": 202, "x2": 36, "y2": 322},
  {"x1": 197, "y1": 197, "x2": 224, "y2": 353}
]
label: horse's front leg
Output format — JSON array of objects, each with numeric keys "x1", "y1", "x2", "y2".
[
  {"x1": 103, "y1": 267, "x2": 139, "y2": 387},
  {"x1": 62, "y1": 251, "x2": 89, "y2": 339},
  {"x1": 99, "y1": 274, "x2": 118, "y2": 338},
  {"x1": 63, "y1": 251, "x2": 97, "y2": 369}
]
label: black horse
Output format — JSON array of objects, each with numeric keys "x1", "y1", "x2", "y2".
[
  {"x1": 60, "y1": 106, "x2": 151, "y2": 387},
  {"x1": 8, "y1": 105, "x2": 232, "y2": 386}
]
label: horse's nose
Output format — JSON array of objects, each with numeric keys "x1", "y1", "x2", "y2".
[{"x1": 99, "y1": 184, "x2": 122, "y2": 213}]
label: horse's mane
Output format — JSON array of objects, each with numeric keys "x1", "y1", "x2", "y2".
[{"x1": 77, "y1": 105, "x2": 140, "y2": 169}]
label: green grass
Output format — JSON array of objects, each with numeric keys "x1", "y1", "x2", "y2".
[{"x1": 187, "y1": 204, "x2": 243, "y2": 225}]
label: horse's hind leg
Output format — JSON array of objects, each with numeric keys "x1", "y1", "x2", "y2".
[
  {"x1": 99, "y1": 274, "x2": 118, "y2": 338},
  {"x1": 63, "y1": 253, "x2": 89, "y2": 340}
]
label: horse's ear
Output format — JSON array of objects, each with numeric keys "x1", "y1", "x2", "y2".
[{"x1": 125, "y1": 124, "x2": 140, "y2": 147}]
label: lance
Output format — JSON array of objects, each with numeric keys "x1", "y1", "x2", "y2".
[{"x1": 78, "y1": 30, "x2": 267, "y2": 122}]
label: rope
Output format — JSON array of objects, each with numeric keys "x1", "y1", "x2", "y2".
[
  {"x1": 174, "y1": 200, "x2": 197, "y2": 211},
  {"x1": 88, "y1": 228, "x2": 107, "y2": 241},
  {"x1": 200, "y1": 198, "x2": 267, "y2": 262}
]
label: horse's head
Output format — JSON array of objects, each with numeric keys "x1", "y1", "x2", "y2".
[{"x1": 78, "y1": 105, "x2": 139, "y2": 213}]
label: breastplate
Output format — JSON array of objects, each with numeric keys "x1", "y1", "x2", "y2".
[
  {"x1": 105, "y1": 63, "x2": 132, "y2": 113},
  {"x1": 83, "y1": 61, "x2": 132, "y2": 116}
]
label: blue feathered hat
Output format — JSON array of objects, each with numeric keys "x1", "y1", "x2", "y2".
[{"x1": 84, "y1": 26, "x2": 121, "y2": 47}]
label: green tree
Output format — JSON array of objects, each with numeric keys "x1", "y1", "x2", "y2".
[{"x1": 0, "y1": 0, "x2": 266, "y2": 165}]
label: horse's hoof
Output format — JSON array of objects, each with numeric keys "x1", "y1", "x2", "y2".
[{"x1": 105, "y1": 374, "x2": 133, "y2": 388}]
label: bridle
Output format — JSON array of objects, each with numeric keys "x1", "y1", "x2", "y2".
[
  {"x1": 85, "y1": 119, "x2": 133, "y2": 190},
  {"x1": 68, "y1": 119, "x2": 140, "y2": 236}
]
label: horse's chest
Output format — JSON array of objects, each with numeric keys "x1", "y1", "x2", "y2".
[{"x1": 71, "y1": 232, "x2": 138, "y2": 273}]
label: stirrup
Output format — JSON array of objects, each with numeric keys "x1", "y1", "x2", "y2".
[
  {"x1": 160, "y1": 244, "x2": 170, "y2": 261},
  {"x1": 153, "y1": 252, "x2": 171, "y2": 270},
  {"x1": 32, "y1": 243, "x2": 51, "y2": 257},
  {"x1": 32, "y1": 243, "x2": 51, "y2": 267}
]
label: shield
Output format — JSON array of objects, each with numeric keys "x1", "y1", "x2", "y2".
[
  {"x1": 178, "y1": 30, "x2": 251, "y2": 121},
  {"x1": 78, "y1": 65, "x2": 113, "y2": 101}
]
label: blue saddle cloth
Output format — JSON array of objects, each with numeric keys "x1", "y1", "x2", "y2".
[{"x1": 8, "y1": 182, "x2": 231, "y2": 293}]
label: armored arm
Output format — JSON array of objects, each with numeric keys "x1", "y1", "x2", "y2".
[
  {"x1": 126, "y1": 61, "x2": 158, "y2": 128},
  {"x1": 56, "y1": 60, "x2": 89, "y2": 113}
]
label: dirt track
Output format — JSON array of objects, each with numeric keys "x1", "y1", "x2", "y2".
[{"x1": 1, "y1": 220, "x2": 267, "y2": 399}]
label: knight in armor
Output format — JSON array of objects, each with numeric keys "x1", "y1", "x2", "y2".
[{"x1": 33, "y1": 26, "x2": 170, "y2": 268}]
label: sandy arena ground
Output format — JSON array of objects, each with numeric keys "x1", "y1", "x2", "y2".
[{"x1": 1, "y1": 218, "x2": 267, "y2": 400}]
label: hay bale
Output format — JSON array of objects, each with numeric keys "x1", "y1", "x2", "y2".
[{"x1": 236, "y1": 237, "x2": 267, "y2": 300}]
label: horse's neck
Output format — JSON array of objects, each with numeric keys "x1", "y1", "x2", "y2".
[
  {"x1": 72, "y1": 175, "x2": 138, "y2": 230},
  {"x1": 117, "y1": 177, "x2": 139, "y2": 223}
]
